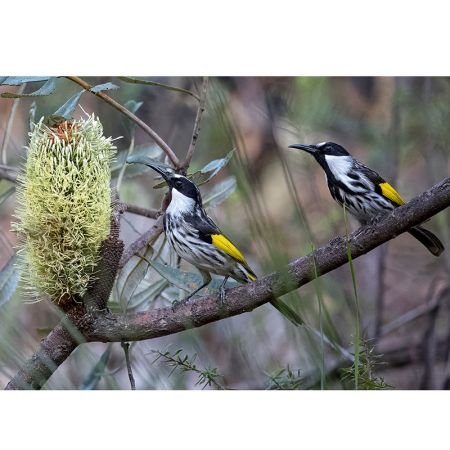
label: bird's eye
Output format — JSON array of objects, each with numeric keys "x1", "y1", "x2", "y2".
[{"x1": 174, "y1": 180, "x2": 183, "y2": 189}]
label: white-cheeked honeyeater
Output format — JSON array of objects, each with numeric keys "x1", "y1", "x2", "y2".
[
  {"x1": 127, "y1": 159, "x2": 303, "y2": 326},
  {"x1": 289, "y1": 141, "x2": 444, "y2": 256}
]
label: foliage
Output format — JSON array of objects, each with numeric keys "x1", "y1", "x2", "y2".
[
  {"x1": 151, "y1": 349, "x2": 225, "y2": 390},
  {"x1": 340, "y1": 339, "x2": 392, "y2": 390}
]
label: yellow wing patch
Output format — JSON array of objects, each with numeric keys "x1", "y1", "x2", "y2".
[
  {"x1": 210, "y1": 234, "x2": 256, "y2": 280},
  {"x1": 379, "y1": 182, "x2": 405, "y2": 206}
]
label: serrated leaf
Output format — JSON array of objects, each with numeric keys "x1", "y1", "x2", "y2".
[
  {"x1": 119, "y1": 76, "x2": 200, "y2": 101},
  {"x1": 0, "y1": 76, "x2": 51, "y2": 86},
  {"x1": 204, "y1": 176, "x2": 236, "y2": 207},
  {"x1": 54, "y1": 90, "x2": 85, "y2": 119},
  {"x1": 0, "y1": 78, "x2": 57, "y2": 98},
  {"x1": 80, "y1": 344, "x2": 113, "y2": 390},
  {"x1": 90, "y1": 82, "x2": 119, "y2": 94},
  {"x1": 0, "y1": 254, "x2": 19, "y2": 308}
]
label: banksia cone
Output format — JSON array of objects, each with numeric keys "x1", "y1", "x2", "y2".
[{"x1": 14, "y1": 115, "x2": 116, "y2": 307}]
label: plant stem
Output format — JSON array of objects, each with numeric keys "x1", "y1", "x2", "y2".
[{"x1": 65, "y1": 76, "x2": 180, "y2": 168}]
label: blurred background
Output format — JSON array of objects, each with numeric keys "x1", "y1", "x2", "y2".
[{"x1": 0, "y1": 76, "x2": 449, "y2": 389}]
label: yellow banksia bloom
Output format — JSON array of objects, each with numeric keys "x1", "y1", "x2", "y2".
[{"x1": 14, "y1": 115, "x2": 116, "y2": 306}]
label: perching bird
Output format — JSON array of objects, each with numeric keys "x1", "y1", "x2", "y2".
[
  {"x1": 289, "y1": 141, "x2": 444, "y2": 256},
  {"x1": 126, "y1": 157, "x2": 303, "y2": 326}
]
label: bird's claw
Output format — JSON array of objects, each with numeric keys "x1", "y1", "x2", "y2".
[
  {"x1": 218, "y1": 286, "x2": 226, "y2": 306},
  {"x1": 171, "y1": 295, "x2": 194, "y2": 311}
]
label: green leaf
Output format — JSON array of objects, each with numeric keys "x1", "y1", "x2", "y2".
[
  {"x1": 150, "y1": 260, "x2": 237, "y2": 293},
  {"x1": 80, "y1": 344, "x2": 113, "y2": 390},
  {"x1": 54, "y1": 90, "x2": 85, "y2": 119},
  {"x1": 116, "y1": 247, "x2": 153, "y2": 312},
  {"x1": 124, "y1": 99, "x2": 143, "y2": 115},
  {"x1": 153, "y1": 150, "x2": 235, "y2": 189},
  {"x1": 0, "y1": 185, "x2": 15, "y2": 206},
  {"x1": 204, "y1": 176, "x2": 236, "y2": 207},
  {"x1": 149, "y1": 260, "x2": 201, "y2": 292},
  {"x1": 90, "y1": 82, "x2": 119, "y2": 94},
  {"x1": 0, "y1": 254, "x2": 19, "y2": 308},
  {"x1": 0, "y1": 76, "x2": 51, "y2": 86},
  {"x1": 118, "y1": 76, "x2": 200, "y2": 101},
  {"x1": 0, "y1": 78, "x2": 57, "y2": 98},
  {"x1": 122, "y1": 100, "x2": 144, "y2": 135},
  {"x1": 125, "y1": 154, "x2": 173, "y2": 185},
  {"x1": 112, "y1": 143, "x2": 163, "y2": 174},
  {"x1": 129, "y1": 278, "x2": 168, "y2": 310},
  {"x1": 190, "y1": 150, "x2": 235, "y2": 186}
]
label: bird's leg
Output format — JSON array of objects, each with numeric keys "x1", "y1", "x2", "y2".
[
  {"x1": 172, "y1": 271, "x2": 212, "y2": 309},
  {"x1": 218, "y1": 276, "x2": 229, "y2": 306}
]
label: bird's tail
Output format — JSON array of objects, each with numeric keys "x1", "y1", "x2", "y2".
[{"x1": 408, "y1": 226, "x2": 444, "y2": 257}]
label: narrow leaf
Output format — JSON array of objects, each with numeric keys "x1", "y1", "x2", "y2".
[
  {"x1": 54, "y1": 90, "x2": 85, "y2": 119},
  {"x1": 119, "y1": 76, "x2": 200, "y2": 101},
  {"x1": 0, "y1": 76, "x2": 51, "y2": 86},
  {"x1": 1, "y1": 78, "x2": 57, "y2": 98},
  {"x1": 0, "y1": 185, "x2": 15, "y2": 206},
  {"x1": 80, "y1": 344, "x2": 113, "y2": 390},
  {"x1": 90, "y1": 82, "x2": 119, "y2": 94},
  {"x1": 0, "y1": 254, "x2": 19, "y2": 308},
  {"x1": 204, "y1": 176, "x2": 236, "y2": 207}
]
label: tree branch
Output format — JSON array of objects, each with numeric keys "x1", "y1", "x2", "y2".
[
  {"x1": 5, "y1": 177, "x2": 450, "y2": 389},
  {"x1": 182, "y1": 77, "x2": 209, "y2": 171},
  {"x1": 65, "y1": 76, "x2": 180, "y2": 168},
  {"x1": 85, "y1": 177, "x2": 450, "y2": 343}
]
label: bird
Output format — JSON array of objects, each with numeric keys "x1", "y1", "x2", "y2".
[
  {"x1": 126, "y1": 156, "x2": 304, "y2": 326},
  {"x1": 289, "y1": 141, "x2": 444, "y2": 256}
]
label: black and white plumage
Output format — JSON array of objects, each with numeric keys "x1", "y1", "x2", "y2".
[
  {"x1": 126, "y1": 157, "x2": 303, "y2": 326},
  {"x1": 289, "y1": 141, "x2": 444, "y2": 256}
]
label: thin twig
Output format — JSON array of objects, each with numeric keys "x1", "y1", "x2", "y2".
[
  {"x1": 1, "y1": 84, "x2": 26, "y2": 165},
  {"x1": 65, "y1": 76, "x2": 180, "y2": 168},
  {"x1": 182, "y1": 77, "x2": 209, "y2": 171},
  {"x1": 123, "y1": 203, "x2": 160, "y2": 219},
  {"x1": 121, "y1": 342, "x2": 136, "y2": 390}
]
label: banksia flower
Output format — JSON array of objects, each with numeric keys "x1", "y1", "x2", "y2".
[{"x1": 14, "y1": 115, "x2": 116, "y2": 306}]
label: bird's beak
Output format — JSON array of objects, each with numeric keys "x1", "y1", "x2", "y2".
[
  {"x1": 288, "y1": 144, "x2": 317, "y2": 154},
  {"x1": 126, "y1": 155, "x2": 174, "y2": 183}
]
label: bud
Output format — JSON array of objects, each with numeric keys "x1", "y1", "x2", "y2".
[{"x1": 14, "y1": 115, "x2": 116, "y2": 306}]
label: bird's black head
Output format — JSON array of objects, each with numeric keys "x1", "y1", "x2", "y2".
[
  {"x1": 126, "y1": 155, "x2": 202, "y2": 204},
  {"x1": 288, "y1": 141, "x2": 350, "y2": 158},
  {"x1": 167, "y1": 174, "x2": 202, "y2": 202}
]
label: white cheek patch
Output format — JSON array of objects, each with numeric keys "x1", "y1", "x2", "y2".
[
  {"x1": 325, "y1": 155, "x2": 353, "y2": 178},
  {"x1": 167, "y1": 188, "x2": 196, "y2": 213}
]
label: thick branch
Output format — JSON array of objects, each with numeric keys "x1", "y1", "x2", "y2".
[
  {"x1": 86, "y1": 177, "x2": 450, "y2": 342},
  {"x1": 65, "y1": 76, "x2": 180, "y2": 167},
  {"x1": 5, "y1": 177, "x2": 450, "y2": 389}
]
